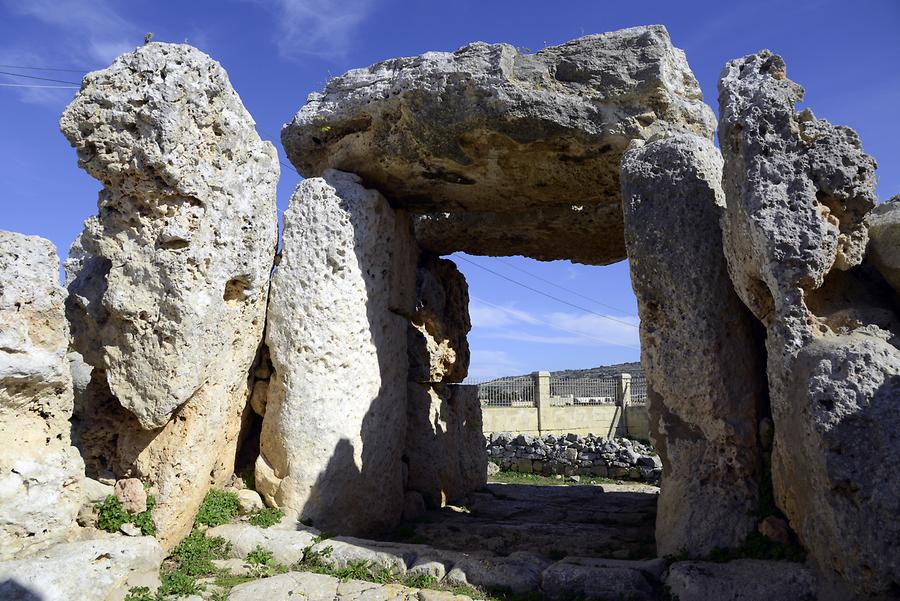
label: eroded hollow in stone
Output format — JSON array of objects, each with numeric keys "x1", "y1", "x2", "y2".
[{"x1": 223, "y1": 276, "x2": 251, "y2": 304}]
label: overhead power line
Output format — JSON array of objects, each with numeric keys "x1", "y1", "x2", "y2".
[
  {"x1": 0, "y1": 69, "x2": 81, "y2": 85},
  {"x1": 0, "y1": 83, "x2": 79, "y2": 89},
  {"x1": 455, "y1": 256, "x2": 639, "y2": 330},
  {"x1": 470, "y1": 294, "x2": 639, "y2": 350},
  {"x1": 493, "y1": 256, "x2": 634, "y2": 316},
  {"x1": 0, "y1": 63, "x2": 87, "y2": 73}
]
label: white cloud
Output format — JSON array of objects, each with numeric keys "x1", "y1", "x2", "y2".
[
  {"x1": 250, "y1": 0, "x2": 376, "y2": 60},
  {"x1": 466, "y1": 350, "x2": 524, "y2": 382},
  {"x1": 469, "y1": 298, "x2": 640, "y2": 349},
  {"x1": 1, "y1": 0, "x2": 140, "y2": 106},
  {"x1": 8, "y1": 0, "x2": 139, "y2": 64},
  {"x1": 470, "y1": 303, "x2": 539, "y2": 329}
]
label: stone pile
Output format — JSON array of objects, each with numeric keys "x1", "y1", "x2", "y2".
[{"x1": 485, "y1": 432, "x2": 662, "y2": 482}]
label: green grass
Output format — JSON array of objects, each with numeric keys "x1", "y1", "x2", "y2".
[
  {"x1": 95, "y1": 494, "x2": 156, "y2": 536},
  {"x1": 194, "y1": 488, "x2": 240, "y2": 527},
  {"x1": 489, "y1": 470, "x2": 618, "y2": 487},
  {"x1": 249, "y1": 507, "x2": 284, "y2": 528}
]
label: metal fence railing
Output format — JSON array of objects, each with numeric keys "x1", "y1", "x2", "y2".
[
  {"x1": 549, "y1": 377, "x2": 618, "y2": 406},
  {"x1": 630, "y1": 374, "x2": 648, "y2": 404},
  {"x1": 474, "y1": 372, "x2": 648, "y2": 408},
  {"x1": 474, "y1": 377, "x2": 536, "y2": 407}
]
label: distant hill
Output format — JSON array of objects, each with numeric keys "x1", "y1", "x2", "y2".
[
  {"x1": 481, "y1": 361, "x2": 645, "y2": 383},
  {"x1": 548, "y1": 361, "x2": 644, "y2": 380}
]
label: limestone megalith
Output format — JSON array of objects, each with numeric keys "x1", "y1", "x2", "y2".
[
  {"x1": 61, "y1": 42, "x2": 278, "y2": 547},
  {"x1": 0, "y1": 232, "x2": 84, "y2": 560},
  {"x1": 257, "y1": 170, "x2": 417, "y2": 536},
  {"x1": 719, "y1": 50, "x2": 899, "y2": 595},
  {"x1": 282, "y1": 25, "x2": 715, "y2": 265},
  {"x1": 621, "y1": 134, "x2": 768, "y2": 556}
]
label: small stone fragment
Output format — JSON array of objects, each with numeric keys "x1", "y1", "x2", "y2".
[{"x1": 114, "y1": 478, "x2": 147, "y2": 514}]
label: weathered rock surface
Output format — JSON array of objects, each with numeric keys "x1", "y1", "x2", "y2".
[
  {"x1": 114, "y1": 478, "x2": 147, "y2": 514},
  {"x1": 0, "y1": 232, "x2": 84, "y2": 560},
  {"x1": 0, "y1": 536, "x2": 164, "y2": 601},
  {"x1": 408, "y1": 257, "x2": 471, "y2": 384},
  {"x1": 413, "y1": 204, "x2": 628, "y2": 266},
  {"x1": 405, "y1": 384, "x2": 486, "y2": 508},
  {"x1": 257, "y1": 170, "x2": 416, "y2": 536},
  {"x1": 284, "y1": 25, "x2": 713, "y2": 212},
  {"x1": 397, "y1": 483, "x2": 657, "y2": 560},
  {"x1": 665, "y1": 559, "x2": 816, "y2": 601},
  {"x1": 620, "y1": 134, "x2": 768, "y2": 555},
  {"x1": 61, "y1": 42, "x2": 278, "y2": 547},
  {"x1": 283, "y1": 26, "x2": 714, "y2": 265},
  {"x1": 227, "y1": 571, "x2": 475, "y2": 601},
  {"x1": 719, "y1": 50, "x2": 898, "y2": 595},
  {"x1": 541, "y1": 557, "x2": 665, "y2": 601},
  {"x1": 865, "y1": 195, "x2": 900, "y2": 292},
  {"x1": 207, "y1": 522, "x2": 320, "y2": 565}
]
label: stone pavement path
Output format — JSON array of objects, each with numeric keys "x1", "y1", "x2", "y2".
[{"x1": 392, "y1": 483, "x2": 659, "y2": 560}]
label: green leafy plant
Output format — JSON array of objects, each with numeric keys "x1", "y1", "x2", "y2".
[
  {"x1": 246, "y1": 546, "x2": 277, "y2": 578},
  {"x1": 95, "y1": 494, "x2": 156, "y2": 536},
  {"x1": 194, "y1": 489, "x2": 240, "y2": 527},
  {"x1": 96, "y1": 495, "x2": 129, "y2": 533},
  {"x1": 171, "y1": 530, "x2": 229, "y2": 576},
  {"x1": 123, "y1": 586, "x2": 155, "y2": 601},
  {"x1": 248, "y1": 507, "x2": 284, "y2": 528},
  {"x1": 403, "y1": 573, "x2": 438, "y2": 589},
  {"x1": 157, "y1": 570, "x2": 200, "y2": 597}
]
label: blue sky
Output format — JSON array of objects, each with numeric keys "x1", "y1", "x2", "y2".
[{"x1": 1, "y1": 0, "x2": 897, "y2": 379}]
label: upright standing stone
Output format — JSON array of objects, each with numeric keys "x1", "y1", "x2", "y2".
[
  {"x1": 719, "y1": 51, "x2": 899, "y2": 595},
  {"x1": 404, "y1": 257, "x2": 485, "y2": 508},
  {"x1": 408, "y1": 256, "x2": 471, "y2": 385},
  {"x1": 257, "y1": 170, "x2": 417, "y2": 536},
  {"x1": 60, "y1": 43, "x2": 278, "y2": 547},
  {"x1": 0, "y1": 232, "x2": 84, "y2": 559},
  {"x1": 621, "y1": 135, "x2": 768, "y2": 555},
  {"x1": 405, "y1": 384, "x2": 486, "y2": 509}
]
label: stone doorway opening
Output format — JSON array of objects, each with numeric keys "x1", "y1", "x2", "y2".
[
  {"x1": 388, "y1": 252, "x2": 660, "y2": 561},
  {"x1": 255, "y1": 25, "x2": 749, "y2": 563}
]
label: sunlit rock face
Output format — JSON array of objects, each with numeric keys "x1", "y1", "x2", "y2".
[
  {"x1": 0, "y1": 232, "x2": 84, "y2": 560},
  {"x1": 61, "y1": 42, "x2": 278, "y2": 548},
  {"x1": 621, "y1": 134, "x2": 768, "y2": 556},
  {"x1": 282, "y1": 25, "x2": 715, "y2": 265},
  {"x1": 719, "y1": 50, "x2": 900, "y2": 596},
  {"x1": 257, "y1": 170, "x2": 417, "y2": 536}
]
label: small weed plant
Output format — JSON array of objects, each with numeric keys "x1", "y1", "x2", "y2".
[
  {"x1": 246, "y1": 546, "x2": 278, "y2": 578},
  {"x1": 194, "y1": 488, "x2": 240, "y2": 527},
  {"x1": 248, "y1": 507, "x2": 284, "y2": 528},
  {"x1": 95, "y1": 494, "x2": 156, "y2": 536}
]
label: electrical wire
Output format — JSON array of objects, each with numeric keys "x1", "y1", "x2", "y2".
[
  {"x1": 493, "y1": 256, "x2": 634, "y2": 316},
  {"x1": 456, "y1": 256, "x2": 639, "y2": 330},
  {"x1": 0, "y1": 83, "x2": 79, "y2": 89},
  {"x1": 0, "y1": 69, "x2": 81, "y2": 85},
  {"x1": 0, "y1": 63, "x2": 87, "y2": 73},
  {"x1": 470, "y1": 294, "x2": 639, "y2": 350}
]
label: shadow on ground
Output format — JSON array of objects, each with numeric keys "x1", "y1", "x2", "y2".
[{"x1": 389, "y1": 482, "x2": 658, "y2": 560}]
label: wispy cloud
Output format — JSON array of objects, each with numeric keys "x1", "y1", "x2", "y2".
[
  {"x1": 470, "y1": 297, "x2": 640, "y2": 350},
  {"x1": 7, "y1": 0, "x2": 138, "y2": 64},
  {"x1": 248, "y1": 0, "x2": 376, "y2": 60},
  {"x1": 466, "y1": 350, "x2": 525, "y2": 382},
  {"x1": 1, "y1": 0, "x2": 140, "y2": 106}
]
